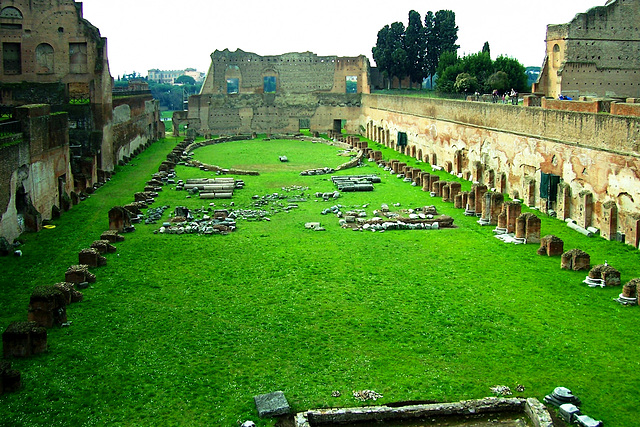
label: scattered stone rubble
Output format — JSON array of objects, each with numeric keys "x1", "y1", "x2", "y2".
[{"x1": 335, "y1": 204, "x2": 454, "y2": 232}]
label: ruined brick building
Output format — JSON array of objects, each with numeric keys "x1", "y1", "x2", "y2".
[
  {"x1": 184, "y1": 49, "x2": 370, "y2": 136},
  {"x1": 0, "y1": 0, "x2": 162, "y2": 243},
  {"x1": 534, "y1": 0, "x2": 640, "y2": 99}
]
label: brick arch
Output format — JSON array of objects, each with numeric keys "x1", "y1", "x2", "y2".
[{"x1": 417, "y1": 149, "x2": 423, "y2": 162}]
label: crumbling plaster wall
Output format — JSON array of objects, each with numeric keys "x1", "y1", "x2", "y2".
[
  {"x1": 0, "y1": 105, "x2": 73, "y2": 243},
  {"x1": 362, "y1": 94, "x2": 640, "y2": 247}
]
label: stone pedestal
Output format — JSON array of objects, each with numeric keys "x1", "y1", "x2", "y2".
[
  {"x1": 523, "y1": 176, "x2": 536, "y2": 207},
  {"x1": 473, "y1": 185, "x2": 488, "y2": 215},
  {"x1": 442, "y1": 184, "x2": 451, "y2": 202},
  {"x1": 79, "y1": 248, "x2": 107, "y2": 268},
  {"x1": 65, "y1": 265, "x2": 96, "y2": 284},
  {"x1": 108, "y1": 206, "x2": 131, "y2": 233},
  {"x1": 444, "y1": 161, "x2": 453, "y2": 173},
  {"x1": 561, "y1": 249, "x2": 591, "y2": 271},
  {"x1": 454, "y1": 194, "x2": 463, "y2": 209},
  {"x1": 589, "y1": 265, "x2": 621, "y2": 287},
  {"x1": 525, "y1": 214, "x2": 542, "y2": 244},
  {"x1": 449, "y1": 182, "x2": 462, "y2": 201},
  {"x1": 27, "y1": 286, "x2": 67, "y2": 328},
  {"x1": 496, "y1": 172, "x2": 507, "y2": 194},
  {"x1": 578, "y1": 191, "x2": 593, "y2": 229},
  {"x1": 428, "y1": 175, "x2": 439, "y2": 192},
  {"x1": 472, "y1": 161, "x2": 483, "y2": 183},
  {"x1": 556, "y1": 182, "x2": 572, "y2": 220},
  {"x1": 622, "y1": 280, "x2": 638, "y2": 298},
  {"x1": 3, "y1": 321, "x2": 47, "y2": 358},
  {"x1": 53, "y1": 282, "x2": 83, "y2": 304},
  {"x1": 100, "y1": 230, "x2": 125, "y2": 243},
  {"x1": 602, "y1": 201, "x2": 618, "y2": 241},
  {"x1": 504, "y1": 201, "x2": 522, "y2": 233},
  {"x1": 453, "y1": 150, "x2": 463, "y2": 175},
  {"x1": 537, "y1": 235, "x2": 564, "y2": 256},
  {"x1": 421, "y1": 173, "x2": 431, "y2": 191},
  {"x1": 91, "y1": 240, "x2": 117, "y2": 254}
]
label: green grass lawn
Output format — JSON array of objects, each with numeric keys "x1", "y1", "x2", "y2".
[{"x1": 1, "y1": 135, "x2": 639, "y2": 426}]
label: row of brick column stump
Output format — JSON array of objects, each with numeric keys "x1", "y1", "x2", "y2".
[{"x1": 2, "y1": 137, "x2": 171, "y2": 396}]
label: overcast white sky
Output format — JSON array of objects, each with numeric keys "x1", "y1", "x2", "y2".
[{"x1": 80, "y1": 0, "x2": 606, "y2": 78}]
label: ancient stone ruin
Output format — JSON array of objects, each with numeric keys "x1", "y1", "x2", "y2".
[
  {"x1": 100, "y1": 230, "x2": 125, "y2": 243},
  {"x1": 585, "y1": 264, "x2": 621, "y2": 287},
  {"x1": 90, "y1": 240, "x2": 117, "y2": 254},
  {"x1": 561, "y1": 249, "x2": 591, "y2": 272},
  {"x1": 537, "y1": 235, "x2": 565, "y2": 257},
  {"x1": 78, "y1": 248, "x2": 107, "y2": 268},
  {"x1": 27, "y1": 286, "x2": 67, "y2": 328},
  {"x1": 108, "y1": 206, "x2": 132, "y2": 233},
  {"x1": 3, "y1": 321, "x2": 47, "y2": 358},
  {"x1": 53, "y1": 282, "x2": 84, "y2": 304},
  {"x1": 616, "y1": 278, "x2": 640, "y2": 305},
  {"x1": 65, "y1": 265, "x2": 97, "y2": 284}
]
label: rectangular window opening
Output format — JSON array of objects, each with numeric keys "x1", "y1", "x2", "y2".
[
  {"x1": 227, "y1": 78, "x2": 239, "y2": 94},
  {"x1": 263, "y1": 76, "x2": 276, "y2": 93},
  {"x1": 3, "y1": 42, "x2": 21, "y2": 74},
  {"x1": 346, "y1": 75, "x2": 358, "y2": 94}
]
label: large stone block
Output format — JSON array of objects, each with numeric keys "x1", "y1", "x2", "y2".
[
  {"x1": 561, "y1": 249, "x2": 591, "y2": 271},
  {"x1": 79, "y1": 248, "x2": 107, "y2": 268},
  {"x1": 537, "y1": 235, "x2": 564, "y2": 256},
  {"x1": 65, "y1": 265, "x2": 96, "y2": 284},
  {"x1": 27, "y1": 286, "x2": 67, "y2": 328},
  {"x1": 254, "y1": 391, "x2": 290, "y2": 418},
  {"x1": 3, "y1": 321, "x2": 47, "y2": 358}
]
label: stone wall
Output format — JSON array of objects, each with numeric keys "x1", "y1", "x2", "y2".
[
  {"x1": 189, "y1": 49, "x2": 369, "y2": 135},
  {"x1": 535, "y1": 0, "x2": 640, "y2": 98},
  {"x1": 361, "y1": 94, "x2": 640, "y2": 248},
  {"x1": 111, "y1": 95, "x2": 161, "y2": 162},
  {"x1": 0, "y1": 105, "x2": 72, "y2": 243}
]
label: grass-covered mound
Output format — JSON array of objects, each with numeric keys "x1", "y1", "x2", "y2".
[{"x1": 1, "y1": 135, "x2": 639, "y2": 426}]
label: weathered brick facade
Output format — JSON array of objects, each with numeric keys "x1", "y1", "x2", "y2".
[
  {"x1": 534, "y1": 0, "x2": 640, "y2": 99},
  {"x1": 0, "y1": 1, "x2": 162, "y2": 243},
  {"x1": 187, "y1": 49, "x2": 370, "y2": 135}
]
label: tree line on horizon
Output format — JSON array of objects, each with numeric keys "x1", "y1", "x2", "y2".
[{"x1": 372, "y1": 10, "x2": 529, "y2": 94}]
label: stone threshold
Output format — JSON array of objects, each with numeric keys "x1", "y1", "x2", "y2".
[{"x1": 294, "y1": 397, "x2": 553, "y2": 426}]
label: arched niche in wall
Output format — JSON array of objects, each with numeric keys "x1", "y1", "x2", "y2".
[
  {"x1": 0, "y1": 6, "x2": 23, "y2": 19},
  {"x1": 36, "y1": 43, "x2": 54, "y2": 74},
  {"x1": 552, "y1": 44, "x2": 561, "y2": 69}
]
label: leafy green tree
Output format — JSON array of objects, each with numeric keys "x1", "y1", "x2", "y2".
[
  {"x1": 459, "y1": 52, "x2": 493, "y2": 90},
  {"x1": 493, "y1": 56, "x2": 528, "y2": 93},
  {"x1": 175, "y1": 75, "x2": 196, "y2": 85},
  {"x1": 424, "y1": 10, "x2": 459, "y2": 88},
  {"x1": 482, "y1": 41, "x2": 490, "y2": 57},
  {"x1": 372, "y1": 25, "x2": 392, "y2": 87},
  {"x1": 454, "y1": 73, "x2": 479, "y2": 93},
  {"x1": 405, "y1": 10, "x2": 426, "y2": 89},
  {"x1": 435, "y1": 51, "x2": 461, "y2": 93},
  {"x1": 486, "y1": 71, "x2": 510, "y2": 92},
  {"x1": 434, "y1": 10, "x2": 460, "y2": 56}
]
